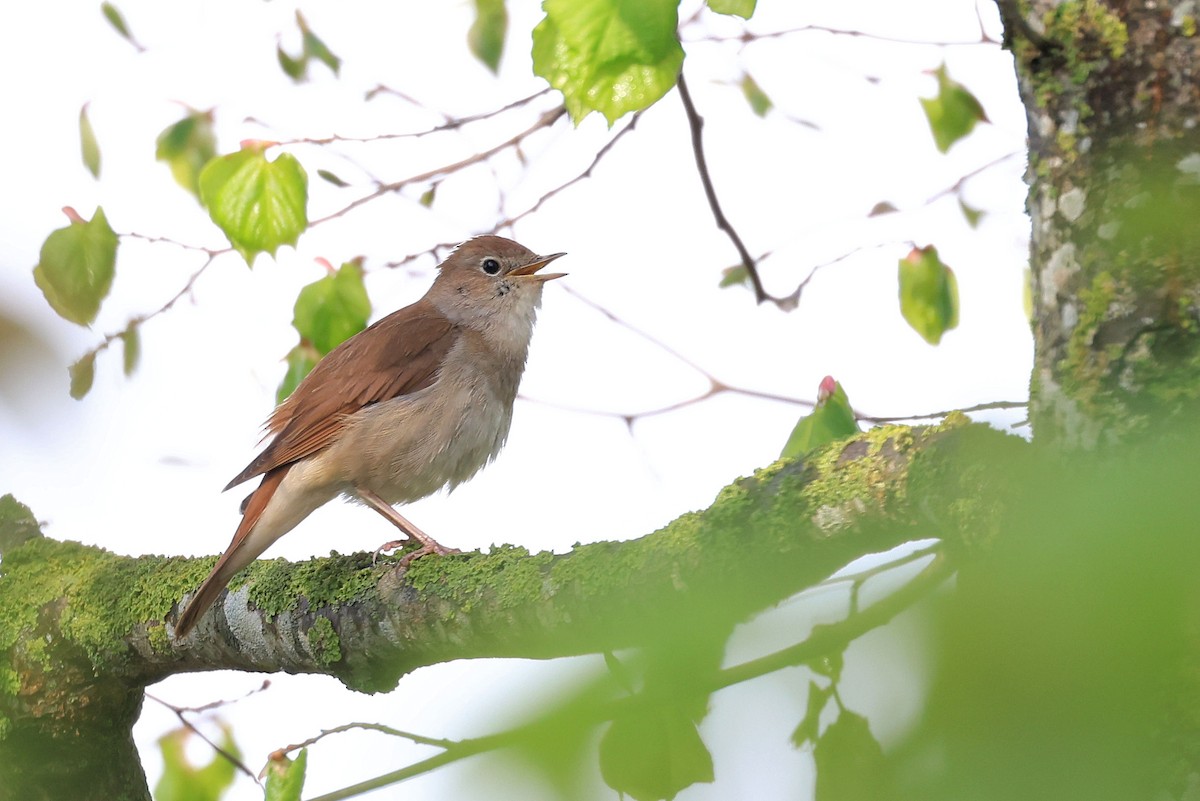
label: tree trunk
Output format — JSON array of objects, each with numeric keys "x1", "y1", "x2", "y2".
[{"x1": 1000, "y1": 0, "x2": 1200, "y2": 446}]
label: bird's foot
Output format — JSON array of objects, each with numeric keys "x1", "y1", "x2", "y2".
[
  {"x1": 372, "y1": 538, "x2": 410, "y2": 565},
  {"x1": 396, "y1": 539, "x2": 462, "y2": 568},
  {"x1": 373, "y1": 536, "x2": 461, "y2": 566}
]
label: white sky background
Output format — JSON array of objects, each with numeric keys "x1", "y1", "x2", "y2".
[{"x1": 0, "y1": 0, "x2": 1030, "y2": 798}]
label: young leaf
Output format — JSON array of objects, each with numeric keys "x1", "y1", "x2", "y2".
[
  {"x1": 79, "y1": 103, "x2": 101, "y2": 178},
  {"x1": 599, "y1": 706, "x2": 715, "y2": 801},
  {"x1": 740, "y1": 73, "x2": 772, "y2": 117},
  {"x1": 199, "y1": 145, "x2": 309, "y2": 266},
  {"x1": 155, "y1": 726, "x2": 240, "y2": 801},
  {"x1": 920, "y1": 64, "x2": 988, "y2": 153},
  {"x1": 278, "y1": 12, "x2": 341, "y2": 82},
  {"x1": 265, "y1": 749, "x2": 307, "y2": 801},
  {"x1": 813, "y1": 711, "x2": 890, "y2": 801},
  {"x1": 532, "y1": 0, "x2": 684, "y2": 125},
  {"x1": 899, "y1": 245, "x2": 960, "y2": 345},
  {"x1": 292, "y1": 259, "x2": 371, "y2": 355},
  {"x1": 100, "y1": 2, "x2": 144, "y2": 51},
  {"x1": 469, "y1": 0, "x2": 508, "y2": 74},
  {"x1": 780, "y1": 376, "x2": 860, "y2": 459},
  {"x1": 156, "y1": 110, "x2": 217, "y2": 198},
  {"x1": 316, "y1": 168, "x2": 350, "y2": 188},
  {"x1": 69, "y1": 352, "x2": 96, "y2": 400},
  {"x1": 959, "y1": 198, "x2": 984, "y2": 228},
  {"x1": 277, "y1": 44, "x2": 306, "y2": 81},
  {"x1": 708, "y1": 0, "x2": 757, "y2": 20},
  {"x1": 33, "y1": 207, "x2": 119, "y2": 326},
  {"x1": 121, "y1": 324, "x2": 140, "y2": 376},
  {"x1": 719, "y1": 264, "x2": 749, "y2": 289}
]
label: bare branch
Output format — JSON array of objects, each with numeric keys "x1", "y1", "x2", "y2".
[
  {"x1": 676, "y1": 72, "x2": 769, "y2": 305},
  {"x1": 309, "y1": 106, "x2": 568, "y2": 227},
  {"x1": 498, "y1": 111, "x2": 642, "y2": 230},
  {"x1": 272, "y1": 722, "x2": 453, "y2": 759},
  {"x1": 685, "y1": 22, "x2": 1000, "y2": 47},
  {"x1": 81, "y1": 248, "x2": 220, "y2": 365},
  {"x1": 858, "y1": 399, "x2": 1027, "y2": 424},
  {"x1": 283, "y1": 89, "x2": 553, "y2": 146},
  {"x1": 145, "y1": 691, "x2": 260, "y2": 781}
]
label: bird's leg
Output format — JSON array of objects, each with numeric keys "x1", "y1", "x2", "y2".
[{"x1": 355, "y1": 486, "x2": 461, "y2": 566}]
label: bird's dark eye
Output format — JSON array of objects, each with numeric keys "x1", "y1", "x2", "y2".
[{"x1": 481, "y1": 258, "x2": 501, "y2": 275}]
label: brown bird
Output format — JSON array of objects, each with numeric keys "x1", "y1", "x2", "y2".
[{"x1": 174, "y1": 236, "x2": 565, "y2": 637}]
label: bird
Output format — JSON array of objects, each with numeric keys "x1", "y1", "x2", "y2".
[{"x1": 174, "y1": 235, "x2": 566, "y2": 637}]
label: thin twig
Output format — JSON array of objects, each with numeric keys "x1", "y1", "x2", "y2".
[
  {"x1": 82, "y1": 249, "x2": 220, "y2": 362},
  {"x1": 498, "y1": 111, "x2": 642, "y2": 230},
  {"x1": 924, "y1": 150, "x2": 1024, "y2": 206},
  {"x1": 523, "y1": 285, "x2": 1026, "y2": 425},
  {"x1": 310, "y1": 106, "x2": 567, "y2": 227},
  {"x1": 686, "y1": 22, "x2": 999, "y2": 47},
  {"x1": 858, "y1": 399, "x2": 1027, "y2": 424},
  {"x1": 145, "y1": 690, "x2": 262, "y2": 781},
  {"x1": 285, "y1": 89, "x2": 553, "y2": 146},
  {"x1": 676, "y1": 72, "x2": 769, "y2": 305},
  {"x1": 714, "y1": 552, "x2": 953, "y2": 687},
  {"x1": 273, "y1": 722, "x2": 454, "y2": 760}
]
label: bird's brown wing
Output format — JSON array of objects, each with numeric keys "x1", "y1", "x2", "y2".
[{"x1": 224, "y1": 299, "x2": 459, "y2": 490}]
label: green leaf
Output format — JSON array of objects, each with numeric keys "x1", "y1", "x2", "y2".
[
  {"x1": 316, "y1": 168, "x2": 350, "y2": 187},
  {"x1": 277, "y1": 44, "x2": 306, "y2": 80},
  {"x1": 278, "y1": 12, "x2": 341, "y2": 82},
  {"x1": 599, "y1": 705, "x2": 714, "y2": 801},
  {"x1": 740, "y1": 73, "x2": 772, "y2": 117},
  {"x1": 959, "y1": 198, "x2": 984, "y2": 228},
  {"x1": 707, "y1": 0, "x2": 756, "y2": 19},
  {"x1": 199, "y1": 146, "x2": 309, "y2": 265},
  {"x1": 419, "y1": 184, "x2": 437, "y2": 207},
  {"x1": 899, "y1": 245, "x2": 960, "y2": 345},
  {"x1": 69, "y1": 352, "x2": 96, "y2": 400},
  {"x1": 813, "y1": 710, "x2": 890, "y2": 801},
  {"x1": 920, "y1": 63, "x2": 988, "y2": 153},
  {"x1": 265, "y1": 749, "x2": 307, "y2": 801},
  {"x1": 718, "y1": 264, "x2": 749, "y2": 289},
  {"x1": 79, "y1": 103, "x2": 101, "y2": 178},
  {"x1": 100, "y1": 2, "x2": 140, "y2": 49},
  {"x1": 300, "y1": 16, "x2": 341, "y2": 76},
  {"x1": 156, "y1": 110, "x2": 218, "y2": 198},
  {"x1": 277, "y1": 343, "x2": 320, "y2": 404},
  {"x1": 121, "y1": 324, "x2": 140, "y2": 376},
  {"x1": 154, "y1": 725, "x2": 240, "y2": 801},
  {"x1": 469, "y1": 0, "x2": 508, "y2": 73},
  {"x1": 292, "y1": 259, "x2": 371, "y2": 355},
  {"x1": 33, "y1": 207, "x2": 119, "y2": 326},
  {"x1": 532, "y1": 0, "x2": 684, "y2": 125},
  {"x1": 792, "y1": 681, "x2": 832, "y2": 747},
  {"x1": 780, "y1": 377, "x2": 860, "y2": 459}
]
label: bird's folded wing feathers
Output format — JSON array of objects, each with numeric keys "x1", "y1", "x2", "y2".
[{"x1": 224, "y1": 301, "x2": 459, "y2": 490}]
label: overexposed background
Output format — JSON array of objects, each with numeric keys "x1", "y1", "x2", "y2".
[{"x1": 0, "y1": 1, "x2": 1029, "y2": 798}]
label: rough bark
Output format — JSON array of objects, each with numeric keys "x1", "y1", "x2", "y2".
[{"x1": 999, "y1": 0, "x2": 1200, "y2": 446}]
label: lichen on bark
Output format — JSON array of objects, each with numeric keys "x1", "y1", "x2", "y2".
[{"x1": 1003, "y1": 0, "x2": 1200, "y2": 446}]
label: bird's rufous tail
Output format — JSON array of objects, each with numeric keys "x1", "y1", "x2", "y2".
[{"x1": 175, "y1": 467, "x2": 288, "y2": 637}]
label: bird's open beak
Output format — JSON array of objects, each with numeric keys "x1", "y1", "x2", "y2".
[{"x1": 510, "y1": 252, "x2": 567, "y2": 282}]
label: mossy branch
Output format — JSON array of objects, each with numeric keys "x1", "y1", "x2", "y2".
[{"x1": 0, "y1": 419, "x2": 1016, "y2": 799}]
